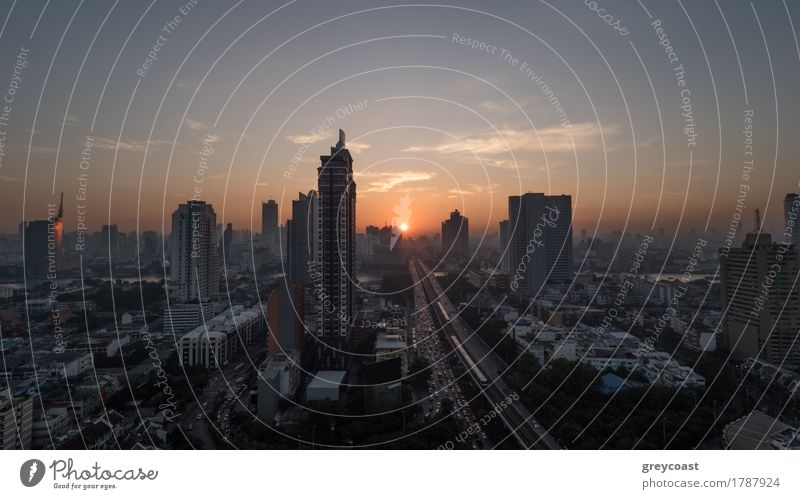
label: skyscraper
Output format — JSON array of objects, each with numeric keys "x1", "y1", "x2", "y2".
[
  {"x1": 262, "y1": 199, "x2": 278, "y2": 244},
  {"x1": 315, "y1": 129, "x2": 356, "y2": 370},
  {"x1": 499, "y1": 219, "x2": 511, "y2": 272},
  {"x1": 441, "y1": 209, "x2": 469, "y2": 258},
  {"x1": 285, "y1": 190, "x2": 317, "y2": 285},
  {"x1": 785, "y1": 193, "x2": 800, "y2": 250},
  {"x1": 223, "y1": 222, "x2": 233, "y2": 265},
  {"x1": 720, "y1": 230, "x2": 800, "y2": 367},
  {"x1": 507, "y1": 193, "x2": 573, "y2": 296},
  {"x1": 170, "y1": 200, "x2": 219, "y2": 303}
]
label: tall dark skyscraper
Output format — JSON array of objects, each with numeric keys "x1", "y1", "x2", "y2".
[
  {"x1": 286, "y1": 190, "x2": 316, "y2": 285},
  {"x1": 262, "y1": 199, "x2": 278, "y2": 243},
  {"x1": 170, "y1": 200, "x2": 219, "y2": 303},
  {"x1": 508, "y1": 193, "x2": 573, "y2": 296},
  {"x1": 314, "y1": 129, "x2": 356, "y2": 370},
  {"x1": 441, "y1": 209, "x2": 469, "y2": 258}
]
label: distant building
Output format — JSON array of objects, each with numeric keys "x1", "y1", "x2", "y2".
[
  {"x1": 315, "y1": 130, "x2": 356, "y2": 370},
  {"x1": 720, "y1": 231, "x2": 800, "y2": 367},
  {"x1": 21, "y1": 195, "x2": 63, "y2": 279},
  {"x1": 101, "y1": 224, "x2": 120, "y2": 260},
  {"x1": 262, "y1": 199, "x2": 278, "y2": 244},
  {"x1": 170, "y1": 200, "x2": 219, "y2": 303},
  {"x1": 441, "y1": 209, "x2": 469, "y2": 258}
]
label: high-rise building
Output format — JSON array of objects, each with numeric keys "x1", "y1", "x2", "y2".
[
  {"x1": 21, "y1": 194, "x2": 63, "y2": 279},
  {"x1": 267, "y1": 278, "x2": 304, "y2": 358},
  {"x1": 315, "y1": 129, "x2": 356, "y2": 370},
  {"x1": 499, "y1": 219, "x2": 511, "y2": 272},
  {"x1": 101, "y1": 224, "x2": 120, "y2": 260},
  {"x1": 286, "y1": 191, "x2": 317, "y2": 285},
  {"x1": 720, "y1": 230, "x2": 800, "y2": 367},
  {"x1": 441, "y1": 209, "x2": 469, "y2": 258},
  {"x1": 785, "y1": 193, "x2": 800, "y2": 250},
  {"x1": 170, "y1": 200, "x2": 219, "y2": 303},
  {"x1": 262, "y1": 199, "x2": 278, "y2": 244},
  {"x1": 223, "y1": 222, "x2": 233, "y2": 265},
  {"x1": 507, "y1": 193, "x2": 573, "y2": 295}
]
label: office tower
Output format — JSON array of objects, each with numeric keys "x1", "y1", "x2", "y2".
[
  {"x1": 141, "y1": 230, "x2": 159, "y2": 261},
  {"x1": 441, "y1": 209, "x2": 469, "y2": 257},
  {"x1": 499, "y1": 219, "x2": 511, "y2": 272},
  {"x1": 223, "y1": 223, "x2": 233, "y2": 264},
  {"x1": 21, "y1": 194, "x2": 63, "y2": 279},
  {"x1": 286, "y1": 190, "x2": 317, "y2": 284},
  {"x1": 785, "y1": 193, "x2": 800, "y2": 250},
  {"x1": 170, "y1": 200, "x2": 219, "y2": 303},
  {"x1": 267, "y1": 278, "x2": 305, "y2": 357},
  {"x1": 315, "y1": 129, "x2": 356, "y2": 370},
  {"x1": 262, "y1": 199, "x2": 278, "y2": 244},
  {"x1": 101, "y1": 224, "x2": 120, "y2": 260},
  {"x1": 507, "y1": 193, "x2": 573, "y2": 296},
  {"x1": 720, "y1": 230, "x2": 800, "y2": 367}
]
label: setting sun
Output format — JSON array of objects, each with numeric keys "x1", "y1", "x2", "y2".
[{"x1": 400, "y1": 223, "x2": 409, "y2": 232}]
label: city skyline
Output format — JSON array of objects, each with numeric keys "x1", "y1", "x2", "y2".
[
  {"x1": 2, "y1": 1, "x2": 800, "y2": 236},
  {"x1": 3, "y1": 0, "x2": 800, "y2": 461}
]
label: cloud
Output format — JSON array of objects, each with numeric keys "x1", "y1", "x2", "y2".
[
  {"x1": 356, "y1": 170, "x2": 436, "y2": 193},
  {"x1": 286, "y1": 130, "x2": 333, "y2": 145},
  {"x1": 346, "y1": 141, "x2": 370, "y2": 154},
  {"x1": 93, "y1": 137, "x2": 172, "y2": 152},
  {"x1": 447, "y1": 183, "x2": 499, "y2": 198},
  {"x1": 403, "y1": 122, "x2": 616, "y2": 155},
  {"x1": 183, "y1": 118, "x2": 207, "y2": 132}
]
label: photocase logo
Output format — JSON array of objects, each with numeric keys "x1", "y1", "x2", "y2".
[
  {"x1": 20, "y1": 459, "x2": 45, "y2": 487},
  {"x1": 390, "y1": 193, "x2": 412, "y2": 250}
]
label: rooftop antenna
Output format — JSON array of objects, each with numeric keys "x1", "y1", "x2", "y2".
[
  {"x1": 754, "y1": 208, "x2": 761, "y2": 233},
  {"x1": 58, "y1": 192, "x2": 63, "y2": 219},
  {"x1": 336, "y1": 129, "x2": 345, "y2": 148}
]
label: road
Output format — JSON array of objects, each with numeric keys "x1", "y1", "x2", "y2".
[{"x1": 414, "y1": 258, "x2": 559, "y2": 450}]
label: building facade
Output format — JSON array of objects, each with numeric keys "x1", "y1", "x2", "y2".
[
  {"x1": 170, "y1": 200, "x2": 219, "y2": 303},
  {"x1": 507, "y1": 193, "x2": 573, "y2": 296},
  {"x1": 315, "y1": 130, "x2": 356, "y2": 370},
  {"x1": 720, "y1": 231, "x2": 800, "y2": 367},
  {"x1": 441, "y1": 209, "x2": 469, "y2": 258}
]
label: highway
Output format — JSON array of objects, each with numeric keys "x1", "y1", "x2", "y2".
[{"x1": 413, "y1": 258, "x2": 559, "y2": 450}]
